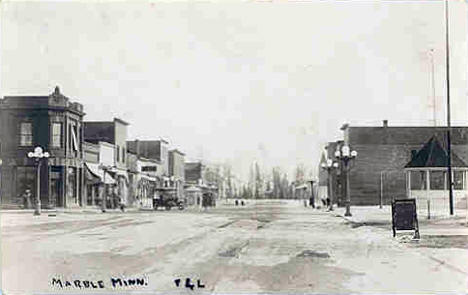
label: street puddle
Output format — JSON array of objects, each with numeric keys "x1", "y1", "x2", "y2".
[
  {"x1": 296, "y1": 250, "x2": 330, "y2": 259},
  {"x1": 348, "y1": 221, "x2": 390, "y2": 229},
  {"x1": 218, "y1": 241, "x2": 249, "y2": 258},
  {"x1": 217, "y1": 221, "x2": 236, "y2": 228}
]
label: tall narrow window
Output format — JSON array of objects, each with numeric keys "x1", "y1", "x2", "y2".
[
  {"x1": 71, "y1": 125, "x2": 78, "y2": 151},
  {"x1": 19, "y1": 122, "x2": 33, "y2": 146},
  {"x1": 116, "y1": 145, "x2": 120, "y2": 162},
  {"x1": 122, "y1": 147, "x2": 126, "y2": 163},
  {"x1": 51, "y1": 123, "x2": 62, "y2": 148}
]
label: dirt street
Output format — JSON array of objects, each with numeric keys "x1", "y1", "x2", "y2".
[{"x1": 1, "y1": 200, "x2": 467, "y2": 294}]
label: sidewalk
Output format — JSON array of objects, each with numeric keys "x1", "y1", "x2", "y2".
[
  {"x1": 332, "y1": 205, "x2": 468, "y2": 236},
  {"x1": 0, "y1": 200, "x2": 239, "y2": 215},
  {"x1": 0, "y1": 206, "x2": 141, "y2": 215}
]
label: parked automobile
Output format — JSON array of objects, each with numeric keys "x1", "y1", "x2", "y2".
[{"x1": 153, "y1": 195, "x2": 185, "y2": 211}]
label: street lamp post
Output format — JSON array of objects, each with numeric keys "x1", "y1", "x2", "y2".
[
  {"x1": 27, "y1": 147, "x2": 50, "y2": 216},
  {"x1": 321, "y1": 158, "x2": 339, "y2": 211},
  {"x1": 335, "y1": 145, "x2": 357, "y2": 217}
]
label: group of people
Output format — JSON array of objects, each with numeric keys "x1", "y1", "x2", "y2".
[
  {"x1": 100, "y1": 192, "x2": 126, "y2": 212},
  {"x1": 304, "y1": 195, "x2": 330, "y2": 209},
  {"x1": 234, "y1": 199, "x2": 245, "y2": 206}
]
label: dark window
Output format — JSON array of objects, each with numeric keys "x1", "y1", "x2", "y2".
[
  {"x1": 51, "y1": 122, "x2": 62, "y2": 148},
  {"x1": 430, "y1": 171, "x2": 445, "y2": 190},
  {"x1": 122, "y1": 147, "x2": 126, "y2": 163},
  {"x1": 16, "y1": 166, "x2": 36, "y2": 202},
  {"x1": 116, "y1": 145, "x2": 120, "y2": 162},
  {"x1": 410, "y1": 171, "x2": 426, "y2": 190},
  {"x1": 67, "y1": 167, "x2": 77, "y2": 203},
  {"x1": 142, "y1": 166, "x2": 157, "y2": 172},
  {"x1": 19, "y1": 122, "x2": 33, "y2": 146},
  {"x1": 71, "y1": 125, "x2": 78, "y2": 151}
]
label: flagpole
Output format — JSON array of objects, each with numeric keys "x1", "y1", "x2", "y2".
[{"x1": 445, "y1": 0, "x2": 454, "y2": 215}]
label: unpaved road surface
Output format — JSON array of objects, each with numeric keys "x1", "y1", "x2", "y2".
[{"x1": 1, "y1": 200, "x2": 467, "y2": 294}]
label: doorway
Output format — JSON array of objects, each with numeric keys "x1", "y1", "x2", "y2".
[{"x1": 50, "y1": 168, "x2": 62, "y2": 207}]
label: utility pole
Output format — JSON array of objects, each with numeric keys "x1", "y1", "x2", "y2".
[
  {"x1": 429, "y1": 48, "x2": 436, "y2": 126},
  {"x1": 445, "y1": 0, "x2": 454, "y2": 215}
]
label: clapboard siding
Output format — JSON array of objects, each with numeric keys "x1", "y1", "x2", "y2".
[{"x1": 341, "y1": 125, "x2": 468, "y2": 206}]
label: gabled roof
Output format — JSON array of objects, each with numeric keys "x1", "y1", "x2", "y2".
[{"x1": 405, "y1": 136, "x2": 468, "y2": 168}]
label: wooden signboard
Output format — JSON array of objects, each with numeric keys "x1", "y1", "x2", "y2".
[{"x1": 391, "y1": 198, "x2": 420, "y2": 239}]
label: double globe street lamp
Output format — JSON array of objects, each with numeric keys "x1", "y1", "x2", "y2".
[
  {"x1": 27, "y1": 147, "x2": 50, "y2": 216},
  {"x1": 321, "y1": 158, "x2": 339, "y2": 211},
  {"x1": 335, "y1": 145, "x2": 357, "y2": 217}
]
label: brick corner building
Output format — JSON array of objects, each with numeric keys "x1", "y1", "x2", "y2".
[{"x1": 0, "y1": 86, "x2": 85, "y2": 208}]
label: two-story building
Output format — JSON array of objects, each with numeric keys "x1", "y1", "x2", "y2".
[
  {"x1": 169, "y1": 149, "x2": 185, "y2": 201},
  {"x1": 184, "y1": 161, "x2": 218, "y2": 206},
  {"x1": 84, "y1": 118, "x2": 129, "y2": 207},
  {"x1": 127, "y1": 139, "x2": 173, "y2": 205},
  {"x1": 0, "y1": 87, "x2": 85, "y2": 208},
  {"x1": 83, "y1": 141, "x2": 116, "y2": 207}
]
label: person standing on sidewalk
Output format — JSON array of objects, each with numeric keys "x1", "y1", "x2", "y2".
[
  {"x1": 118, "y1": 195, "x2": 126, "y2": 212},
  {"x1": 22, "y1": 188, "x2": 32, "y2": 209}
]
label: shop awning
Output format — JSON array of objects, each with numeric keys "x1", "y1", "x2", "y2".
[
  {"x1": 185, "y1": 185, "x2": 202, "y2": 193},
  {"x1": 140, "y1": 174, "x2": 157, "y2": 182},
  {"x1": 113, "y1": 169, "x2": 129, "y2": 183},
  {"x1": 295, "y1": 184, "x2": 308, "y2": 190},
  {"x1": 85, "y1": 163, "x2": 116, "y2": 184}
]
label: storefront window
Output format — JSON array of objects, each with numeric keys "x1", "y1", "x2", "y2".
[
  {"x1": 67, "y1": 167, "x2": 76, "y2": 203},
  {"x1": 86, "y1": 185, "x2": 93, "y2": 205},
  {"x1": 16, "y1": 166, "x2": 36, "y2": 202}
]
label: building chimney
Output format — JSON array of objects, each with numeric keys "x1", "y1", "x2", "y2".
[{"x1": 383, "y1": 120, "x2": 388, "y2": 128}]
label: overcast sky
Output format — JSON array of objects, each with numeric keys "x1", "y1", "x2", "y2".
[{"x1": 1, "y1": 0, "x2": 467, "y2": 181}]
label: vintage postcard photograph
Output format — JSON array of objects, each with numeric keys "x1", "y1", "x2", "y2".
[{"x1": 1, "y1": 0, "x2": 468, "y2": 294}]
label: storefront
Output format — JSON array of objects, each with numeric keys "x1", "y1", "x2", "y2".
[{"x1": 84, "y1": 163, "x2": 116, "y2": 207}]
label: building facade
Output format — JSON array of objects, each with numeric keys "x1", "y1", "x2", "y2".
[
  {"x1": 333, "y1": 120, "x2": 468, "y2": 206},
  {"x1": 84, "y1": 118, "x2": 130, "y2": 207},
  {"x1": 0, "y1": 87, "x2": 85, "y2": 208},
  {"x1": 184, "y1": 161, "x2": 217, "y2": 206},
  {"x1": 83, "y1": 141, "x2": 116, "y2": 208},
  {"x1": 127, "y1": 139, "x2": 175, "y2": 208},
  {"x1": 169, "y1": 149, "x2": 185, "y2": 200}
]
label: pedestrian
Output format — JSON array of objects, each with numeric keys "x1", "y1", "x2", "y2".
[
  {"x1": 202, "y1": 195, "x2": 208, "y2": 211},
  {"x1": 100, "y1": 194, "x2": 107, "y2": 213},
  {"x1": 235, "y1": 200, "x2": 239, "y2": 206},
  {"x1": 241, "y1": 200, "x2": 245, "y2": 206},
  {"x1": 321, "y1": 197, "x2": 327, "y2": 207},
  {"x1": 22, "y1": 188, "x2": 32, "y2": 209},
  {"x1": 118, "y1": 195, "x2": 126, "y2": 212},
  {"x1": 309, "y1": 196, "x2": 315, "y2": 208}
]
